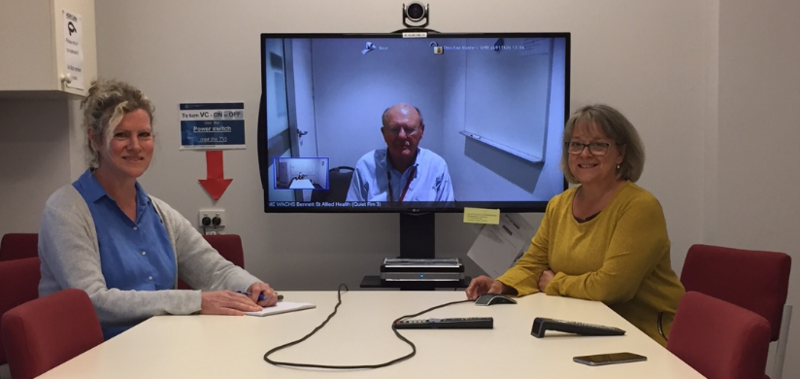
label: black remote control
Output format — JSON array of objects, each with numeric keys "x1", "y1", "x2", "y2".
[
  {"x1": 395, "y1": 317, "x2": 494, "y2": 329},
  {"x1": 531, "y1": 317, "x2": 625, "y2": 338}
]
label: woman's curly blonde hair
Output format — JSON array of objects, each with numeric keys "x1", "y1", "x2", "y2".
[{"x1": 81, "y1": 79, "x2": 155, "y2": 168}]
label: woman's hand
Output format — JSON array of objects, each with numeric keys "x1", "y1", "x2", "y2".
[
  {"x1": 247, "y1": 282, "x2": 278, "y2": 307},
  {"x1": 465, "y1": 275, "x2": 509, "y2": 300},
  {"x1": 538, "y1": 270, "x2": 555, "y2": 292},
  {"x1": 200, "y1": 291, "x2": 262, "y2": 315}
]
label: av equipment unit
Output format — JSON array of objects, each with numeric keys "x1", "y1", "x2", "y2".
[{"x1": 380, "y1": 258, "x2": 465, "y2": 282}]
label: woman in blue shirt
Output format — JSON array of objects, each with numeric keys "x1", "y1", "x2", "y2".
[{"x1": 38, "y1": 79, "x2": 277, "y2": 339}]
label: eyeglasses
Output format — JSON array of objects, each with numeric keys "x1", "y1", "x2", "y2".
[
  {"x1": 385, "y1": 126, "x2": 420, "y2": 136},
  {"x1": 565, "y1": 141, "x2": 612, "y2": 156}
]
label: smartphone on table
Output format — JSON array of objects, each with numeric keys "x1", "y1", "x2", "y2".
[{"x1": 573, "y1": 352, "x2": 647, "y2": 366}]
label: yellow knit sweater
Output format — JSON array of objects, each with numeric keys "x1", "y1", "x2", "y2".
[{"x1": 497, "y1": 181, "x2": 685, "y2": 346}]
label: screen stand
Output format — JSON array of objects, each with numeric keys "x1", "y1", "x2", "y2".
[{"x1": 399, "y1": 213, "x2": 435, "y2": 259}]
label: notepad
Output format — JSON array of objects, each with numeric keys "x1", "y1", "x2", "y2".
[{"x1": 244, "y1": 301, "x2": 316, "y2": 317}]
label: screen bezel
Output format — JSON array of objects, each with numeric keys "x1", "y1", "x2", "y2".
[{"x1": 257, "y1": 32, "x2": 571, "y2": 213}]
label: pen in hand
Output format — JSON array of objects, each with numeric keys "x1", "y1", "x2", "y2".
[{"x1": 235, "y1": 291, "x2": 284, "y2": 302}]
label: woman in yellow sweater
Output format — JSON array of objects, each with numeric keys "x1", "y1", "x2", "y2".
[{"x1": 466, "y1": 104, "x2": 684, "y2": 346}]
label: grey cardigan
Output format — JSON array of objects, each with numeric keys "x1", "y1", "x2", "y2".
[{"x1": 38, "y1": 184, "x2": 261, "y2": 327}]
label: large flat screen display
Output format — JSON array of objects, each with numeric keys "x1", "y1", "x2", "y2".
[{"x1": 258, "y1": 32, "x2": 570, "y2": 213}]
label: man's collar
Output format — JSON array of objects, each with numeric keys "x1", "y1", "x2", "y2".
[{"x1": 382, "y1": 148, "x2": 421, "y2": 174}]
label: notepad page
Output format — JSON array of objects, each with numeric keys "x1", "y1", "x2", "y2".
[{"x1": 244, "y1": 301, "x2": 316, "y2": 317}]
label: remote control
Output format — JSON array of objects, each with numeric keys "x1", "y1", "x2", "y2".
[
  {"x1": 395, "y1": 317, "x2": 493, "y2": 329},
  {"x1": 530, "y1": 317, "x2": 625, "y2": 338}
]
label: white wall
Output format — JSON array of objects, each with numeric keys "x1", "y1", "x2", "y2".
[
  {"x1": 2, "y1": 0, "x2": 797, "y2": 376},
  {"x1": 299, "y1": 35, "x2": 563, "y2": 202},
  {"x1": 716, "y1": 0, "x2": 800, "y2": 375},
  {"x1": 311, "y1": 37, "x2": 447, "y2": 168}
]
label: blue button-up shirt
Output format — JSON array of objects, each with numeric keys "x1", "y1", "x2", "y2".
[
  {"x1": 73, "y1": 169, "x2": 176, "y2": 339},
  {"x1": 346, "y1": 147, "x2": 455, "y2": 203}
]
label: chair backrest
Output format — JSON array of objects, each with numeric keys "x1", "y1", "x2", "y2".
[
  {"x1": 0, "y1": 257, "x2": 42, "y2": 365},
  {"x1": 681, "y1": 244, "x2": 791, "y2": 341},
  {"x1": 177, "y1": 234, "x2": 245, "y2": 290},
  {"x1": 2, "y1": 288, "x2": 103, "y2": 379},
  {"x1": 204, "y1": 234, "x2": 245, "y2": 268},
  {"x1": 0, "y1": 233, "x2": 38, "y2": 261},
  {"x1": 310, "y1": 166, "x2": 354, "y2": 203},
  {"x1": 668, "y1": 291, "x2": 771, "y2": 379}
]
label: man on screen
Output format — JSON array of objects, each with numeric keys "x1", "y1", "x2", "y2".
[{"x1": 346, "y1": 103, "x2": 455, "y2": 203}]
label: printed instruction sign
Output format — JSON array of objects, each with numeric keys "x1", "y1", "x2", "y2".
[
  {"x1": 63, "y1": 10, "x2": 84, "y2": 90},
  {"x1": 179, "y1": 103, "x2": 245, "y2": 150},
  {"x1": 467, "y1": 213, "x2": 537, "y2": 277}
]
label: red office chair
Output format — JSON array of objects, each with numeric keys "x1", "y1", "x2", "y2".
[
  {"x1": 668, "y1": 291, "x2": 771, "y2": 379},
  {"x1": 177, "y1": 234, "x2": 246, "y2": 290},
  {"x1": 0, "y1": 257, "x2": 42, "y2": 367},
  {"x1": 0, "y1": 233, "x2": 38, "y2": 261},
  {"x1": 681, "y1": 244, "x2": 792, "y2": 379},
  {"x1": 2, "y1": 288, "x2": 103, "y2": 379}
]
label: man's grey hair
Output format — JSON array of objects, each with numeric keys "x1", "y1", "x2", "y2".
[{"x1": 381, "y1": 104, "x2": 425, "y2": 127}]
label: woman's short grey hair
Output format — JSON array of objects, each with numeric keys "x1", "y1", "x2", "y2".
[
  {"x1": 560, "y1": 104, "x2": 645, "y2": 184},
  {"x1": 81, "y1": 79, "x2": 155, "y2": 168}
]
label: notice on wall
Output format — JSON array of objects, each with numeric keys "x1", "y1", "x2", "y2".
[
  {"x1": 63, "y1": 10, "x2": 84, "y2": 90},
  {"x1": 179, "y1": 103, "x2": 245, "y2": 150}
]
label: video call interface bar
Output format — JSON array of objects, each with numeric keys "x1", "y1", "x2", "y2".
[
  {"x1": 267, "y1": 201, "x2": 536, "y2": 210},
  {"x1": 434, "y1": 44, "x2": 528, "y2": 51}
]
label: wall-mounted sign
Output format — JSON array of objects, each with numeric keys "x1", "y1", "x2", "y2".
[
  {"x1": 63, "y1": 10, "x2": 84, "y2": 90},
  {"x1": 179, "y1": 102, "x2": 245, "y2": 150}
]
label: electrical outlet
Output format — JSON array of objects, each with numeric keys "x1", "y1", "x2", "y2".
[{"x1": 198, "y1": 209, "x2": 226, "y2": 228}]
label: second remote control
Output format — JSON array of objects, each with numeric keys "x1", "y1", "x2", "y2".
[
  {"x1": 395, "y1": 317, "x2": 493, "y2": 329},
  {"x1": 531, "y1": 317, "x2": 625, "y2": 337}
]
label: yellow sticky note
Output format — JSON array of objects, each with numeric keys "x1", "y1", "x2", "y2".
[{"x1": 463, "y1": 207, "x2": 500, "y2": 225}]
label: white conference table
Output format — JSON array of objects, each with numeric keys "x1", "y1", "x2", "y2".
[
  {"x1": 288, "y1": 179, "x2": 315, "y2": 189},
  {"x1": 37, "y1": 291, "x2": 703, "y2": 379}
]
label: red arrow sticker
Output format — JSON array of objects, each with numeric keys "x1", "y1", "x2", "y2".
[{"x1": 199, "y1": 150, "x2": 232, "y2": 200}]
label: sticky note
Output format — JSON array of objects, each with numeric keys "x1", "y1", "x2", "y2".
[{"x1": 463, "y1": 207, "x2": 500, "y2": 225}]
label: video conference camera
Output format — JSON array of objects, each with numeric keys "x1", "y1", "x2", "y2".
[{"x1": 403, "y1": 2, "x2": 429, "y2": 28}]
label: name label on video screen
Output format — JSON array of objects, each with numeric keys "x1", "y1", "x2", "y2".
[{"x1": 269, "y1": 202, "x2": 381, "y2": 208}]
